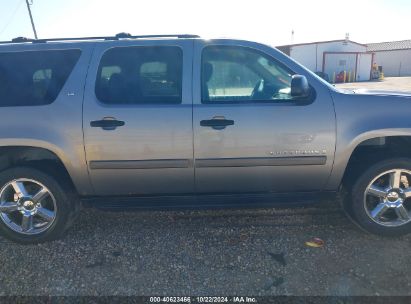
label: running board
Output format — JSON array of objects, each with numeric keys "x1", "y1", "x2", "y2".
[{"x1": 81, "y1": 191, "x2": 338, "y2": 211}]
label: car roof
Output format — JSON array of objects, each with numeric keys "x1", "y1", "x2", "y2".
[{"x1": 0, "y1": 33, "x2": 202, "y2": 46}]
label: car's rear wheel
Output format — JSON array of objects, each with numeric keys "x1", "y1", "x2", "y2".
[
  {"x1": 350, "y1": 158, "x2": 411, "y2": 236},
  {"x1": 0, "y1": 167, "x2": 78, "y2": 244}
]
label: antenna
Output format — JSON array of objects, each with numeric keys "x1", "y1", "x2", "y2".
[
  {"x1": 25, "y1": 0, "x2": 38, "y2": 39},
  {"x1": 291, "y1": 29, "x2": 295, "y2": 44}
]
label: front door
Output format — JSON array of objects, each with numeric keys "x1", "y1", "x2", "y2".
[
  {"x1": 193, "y1": 41, "x2": 336, "y2": 194},
  {"x1": 83, "y1": 40, "x2": 194, "y2": 195}
]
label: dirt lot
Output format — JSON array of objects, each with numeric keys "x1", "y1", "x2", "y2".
[
  {"x1": 336, "y1": 76, "x2": 411, "y2": 93},
  {"x1": 1, "y1": 77, "x2": 411, "y2": 297},
  {"x1": 1, "y1": 203, "x2": 411, "y2": 297}
]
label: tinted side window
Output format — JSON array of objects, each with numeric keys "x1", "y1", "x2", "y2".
[
  {"x1": 0, "y1": 50, "x2": 81, "y2": 107},
  {"x1": 202, "y1": 46, "x2": 294, "y2": 103},
  {"x1": 95, "y1": 46, "x2": 183, "y2": 105}
]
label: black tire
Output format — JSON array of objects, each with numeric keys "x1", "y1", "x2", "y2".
[
  {"x1": 0, "y1": 167, "x2": 79, "y2": 244},
  {"x1": 350, "y1": 158, "x2": 411, "y2": 237}
]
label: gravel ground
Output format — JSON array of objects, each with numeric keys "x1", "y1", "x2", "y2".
[
  {"x1": 1, "y1": 77, "x2": 411, "y2": 297},
  {"x1": 1, "y1": 202, "x2": 411, "y2": 296}
]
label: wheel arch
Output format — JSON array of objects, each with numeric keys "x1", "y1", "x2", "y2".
[
  {"x1": 0, "y1": 142, "x2": 88, "y2": 195},
  {"x1": 329, "y1": 132, "x2": 411, "y2": 191}
]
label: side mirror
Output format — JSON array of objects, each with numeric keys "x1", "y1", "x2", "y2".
[{"x1": 291, "y1": 75, "x2": 310, "y2": 98}]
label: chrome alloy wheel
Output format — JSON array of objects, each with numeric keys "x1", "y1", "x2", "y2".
[
  {"x1": 0, "y1": 178, "x2": 57, "y2": 235},
  {"x1": 364, "y1": 169, "x2": 411, "y2": 227}
]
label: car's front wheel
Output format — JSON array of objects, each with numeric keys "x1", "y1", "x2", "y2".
[
  {"x1": 0, "y1": 167, "x2": 78, "y2": 244},
  {"x1": 350, "y1": 158, "x2": 411, "y2": 236}
]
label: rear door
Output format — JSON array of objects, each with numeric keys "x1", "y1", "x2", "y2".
[
  {"x1": 83, "y1": 40, "x2": 194, "y2": 195},
  {"x1": 192, "y1": 40, "x2": 336, "y2": 194}
]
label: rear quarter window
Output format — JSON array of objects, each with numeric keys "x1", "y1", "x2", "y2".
[{"x1": 0, "y1": 49, "x2": 81, "y2": 107}]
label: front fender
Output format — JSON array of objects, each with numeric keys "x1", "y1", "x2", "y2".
[{"x1": 326, "y1": 90, "x2": 411, "y2": 190}]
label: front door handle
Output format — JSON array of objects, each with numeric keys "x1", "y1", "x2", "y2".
[
  {"x1": 200, "y1": 116, "x2": 234, "y2": 130},
  {"x1": 90, "y1": 117, "x2": 125, "y2": 130}
]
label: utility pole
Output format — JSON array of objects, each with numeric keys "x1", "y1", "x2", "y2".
[{"x1": 25, "y1": 0, "x2": 38, "y2": 39}]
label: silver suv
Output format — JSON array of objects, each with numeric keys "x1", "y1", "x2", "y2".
[{"x1": 0, "y1": 33, "x2": 411, "y2": 243}]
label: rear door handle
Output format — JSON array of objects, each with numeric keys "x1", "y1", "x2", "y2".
[
  {"x1": 200, "y1": 116, "x2": 234, "y2": 130},
  {"x1": 90, "y1": 117, "x2": 125, "y2": 130}
]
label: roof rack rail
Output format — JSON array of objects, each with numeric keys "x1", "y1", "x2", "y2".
[
  {"x1": 115, "y1": 32, "x2": 132, "y2": 38},
  {"x1": 0, "y1": 33, "x2": 200, "y2": 45},
  {"x1": 11, "y1": 37, "x2": 34, "y2": 43}
]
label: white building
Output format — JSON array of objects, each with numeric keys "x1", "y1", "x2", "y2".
[
  {"x1": 367, "y1": 40, "x2": 411, "y2": 77},
  {"x1": 277, "y1": 39, "x2": 374, "y2": 82}
]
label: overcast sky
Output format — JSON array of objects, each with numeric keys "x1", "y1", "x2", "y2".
[{"x1": 0, "y1": 0, "x2": 409, "y2": 46}]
